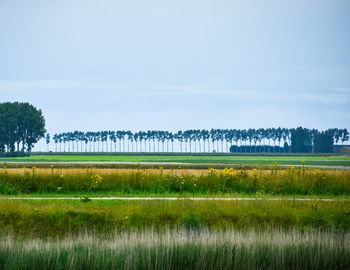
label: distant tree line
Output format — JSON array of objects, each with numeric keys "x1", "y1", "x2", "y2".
[
  {"x1": 46, "y1": 127, "x2": 349, "y2": 153},
  {"x1": 0, "y1": 102, "x2": 46, "y2": 153}
]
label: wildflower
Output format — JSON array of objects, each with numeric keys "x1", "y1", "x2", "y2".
[
  {"x1": 50, "y1": 165, "x2": 54, "y2": 168},
  {"x1": 57, "y1": 186, "x2": 62, "y2": 191},
  {"x1": 59, "y1": 174, "x2": 64, "y2": 178},
  {"x1": 91, "y1": 174, "x2": 103, "y2": 184},
  {"x1": 273, "y1": 162, "x2": 278, "y2": 165},
  {"x1": 252, "y1": 168, "x2": 259, "y2": 178},
  {"x1": 209, "y1": 168, "x2": 217, "y2": 174},
  {"x1": 124, "y1": 216, "x2": 128, "y2": 219},
  {"x1": 224, "y1": 168, "x2": 236, "y2": 177},
  {"x1": 301, "y1": 160, "x2": 306, "y2": 164}
]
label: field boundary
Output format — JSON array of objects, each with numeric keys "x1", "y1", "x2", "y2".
[
  {"x1": 1, "y1": 196, "x2": 349, "y2": 201},
  {"x1": 30, "y1": 152, "x2": 349, "y2": 157},
  {"x1": 1, "y1": 161, "x2": 350, "y2": 170}
]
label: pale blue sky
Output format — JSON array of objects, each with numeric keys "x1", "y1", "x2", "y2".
[{"x1": 0, "y1": 0, "x2": 349, "y2": 147}]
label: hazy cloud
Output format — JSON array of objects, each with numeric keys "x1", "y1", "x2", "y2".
[{"x1": 0, "y1": 0, "x2": 349, "y2": 150}]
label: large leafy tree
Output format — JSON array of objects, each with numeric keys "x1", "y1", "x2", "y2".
[{"x1": 0, "y1": 102, "x2": 46, "y2": 152}]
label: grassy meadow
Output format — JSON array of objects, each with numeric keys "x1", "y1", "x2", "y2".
[
  {"x1": 0, "y1": 198, "x2": 349, "y2": 269},
  {"x1": 1, "y1": 159, "x2": 350, "y2": 269},
  {"x1": 0, "y1": 166, "x2": 349, "y2": 197},
  {"x1": 0, "y1": 199, "x2": 349, "y2": 236}
]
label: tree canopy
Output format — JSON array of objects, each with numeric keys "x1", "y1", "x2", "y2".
[
  {"x1": 48, "y1": 127, "x2": 349, "y2": 153},
  {"x1": 0, "y1": 102, "x2": 46, "y2": 152}
]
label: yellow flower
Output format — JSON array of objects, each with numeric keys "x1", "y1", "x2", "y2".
[
  {"x1": 252, "y1": 168, "x2": 259, "y2": 178},
  {"x1": 209, "y1": 168, "x2": 217, "y2": 174},
  {"x1": 224, "y1": 168, "x2": 236, "y2": 177},
  {"x1": 91, "y1": 174, "x2": 103, "y2": 184}
]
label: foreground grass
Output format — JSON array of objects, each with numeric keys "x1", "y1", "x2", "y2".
[
  {"x1": 1, "y1": 154, "x2": 350, "y2": 166},
  {"x1": 0, "y1": 167, "x2": 349, "y2": 197},
  {"x1": 0, "y1": 229, "x2": 349, "y2": 270},
  {"x1": 0, "y1": 200, "x2": 349, "y2": 237}
]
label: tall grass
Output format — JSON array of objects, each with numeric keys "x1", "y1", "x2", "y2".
[
  {"x1": 0, "y1": 166, "x2": 349, "y2": 196},
  {"x1": 0, "y1": 229, "x2": 349, "y2": 269},
  {"x1": 0, "y1": 200, "x2": 349, "y2": 237}
]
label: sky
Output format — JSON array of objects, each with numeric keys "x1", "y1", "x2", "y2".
[{"x1": 0, "y1": 0, "x2": 350, "y2": 150}]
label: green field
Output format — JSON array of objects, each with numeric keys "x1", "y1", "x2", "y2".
[
  {"x1": 1, "y1": 154, "x2": 350, "y2": 166},
  {"x1": 1, "y1": 157, "x2": 350, "y2": 268}
]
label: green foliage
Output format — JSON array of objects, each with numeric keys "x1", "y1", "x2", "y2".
[
  {"x1": 47, "y1": 127, "x2": 350, "y2": 154},
  {"x1": 291, "y1": 127, "x2": 313, "y2": 153},
  {"x1": 314, "y1": 130, "x2": 334, "y2": 153},
  {"x1": 0, "y1": 102, "x2": 46, "y2": 152}
]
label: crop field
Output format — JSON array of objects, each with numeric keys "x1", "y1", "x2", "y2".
[
  {"x1": 1, "y1": 154, "x2": 350, "y2": 167},
  {"x1": 1, "y1": 163, "x2": 350, "y2": 268}
]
